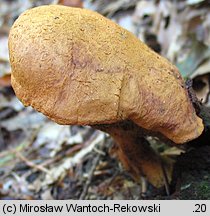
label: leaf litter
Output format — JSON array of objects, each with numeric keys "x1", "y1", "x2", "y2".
[{"x1": 0, "y1": 0, "x2": 210, "y2": 200}]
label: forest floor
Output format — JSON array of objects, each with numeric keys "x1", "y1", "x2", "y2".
[{"x1": 0, "y1": 0, "x2": 210, "y2": 200}]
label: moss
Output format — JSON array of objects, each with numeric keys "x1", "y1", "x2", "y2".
[
  {"x1": 196, "y1": 180, "x2": 210, "y2": 199},
  {"x1": 179, "y1": 175, "x2": 210, "y2": 200}
]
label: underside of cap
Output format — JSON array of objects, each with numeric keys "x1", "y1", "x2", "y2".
[{"x1": 9, "y1": 5, "x2": 204, "y2": 144}]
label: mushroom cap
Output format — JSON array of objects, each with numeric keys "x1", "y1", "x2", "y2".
[{"x1": 9, "y1": 5, "x2": 203, "y2": 144}]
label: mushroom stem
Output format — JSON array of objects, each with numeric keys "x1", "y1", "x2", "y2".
[{"x1": 93, "y1": 121, "x2": 172, "y2": 188}]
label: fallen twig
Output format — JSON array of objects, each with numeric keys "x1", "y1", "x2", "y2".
[
  {"x1": 79, "y1": 154, "x2": 101, "y2": 200},
  {"x1": 14, "y1": 151, "x2": 49, "y2": 174}
]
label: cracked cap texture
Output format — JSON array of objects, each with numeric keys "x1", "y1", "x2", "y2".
[{"x1": 9, "y1": 5, "x2": 204, "y2": 144}]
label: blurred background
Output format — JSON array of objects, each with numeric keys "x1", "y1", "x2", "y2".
[{"x1": 0, "y1": 0, "x2": 210, "y2": 200}]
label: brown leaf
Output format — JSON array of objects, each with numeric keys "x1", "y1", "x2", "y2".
[
  {"x1": 58, "y1": 0, "x2": 83, "y2": 8},
  {"x1": 0, "y1": 74, "x2": 11, "y2": 87}
]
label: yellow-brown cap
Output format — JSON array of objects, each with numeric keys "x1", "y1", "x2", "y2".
[{"x1": 9, "y1": 5, "x2": 204, "y2": 144}]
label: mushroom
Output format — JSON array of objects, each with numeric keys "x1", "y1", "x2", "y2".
[{"x1": 9, "y1": 5, "x2": 204, "y2": 188}]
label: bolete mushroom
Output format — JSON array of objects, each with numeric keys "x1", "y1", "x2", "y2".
[{"x1": 9, "y1": 5, "x2": 204, "y2": 189}]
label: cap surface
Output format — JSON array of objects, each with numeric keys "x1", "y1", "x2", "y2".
[{"x1": 9, "y1": 5, "x2": 203, "y2": 143}]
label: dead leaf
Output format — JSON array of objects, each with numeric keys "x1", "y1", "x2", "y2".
[
  {"x1": 0, "y1": 74, "x2": 11, "y2": 87},
  {"x1": 191, "y1": 59, "x2": 210, "y2": 78},
  {"x1": 177, "y1": 40, "x2": 210, "y2": 78},
  {"x1": 186, "y1": 0, "x2": 205, "y2": 5},
  {"x1": 40, "y1": 189, "x2": 54, "y2": 200},
  {"x1": 33, "y1": 122, "x2": 75, "y2": 157},
  {"x1": 0, "y1": 110, "x2": 46, "y2": 131},
  {"x1": 0, "y1": 36, "x2": 9, "y2": 63},
  {"x1": 161, "y1": 147, "x2": 185, "y2": 156},
  {"x1": 58, "y1": 0, "x2": 83, "y2": 7},
  {"x1": 202, "y1": 13, "x2": 210, "y2": 45},
  {"x1": 193, "y1": 74, "x2": 210, "y2": 103},
  {"x1": 43, "y1": 132, "x2": 105, "y2": 186}
]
